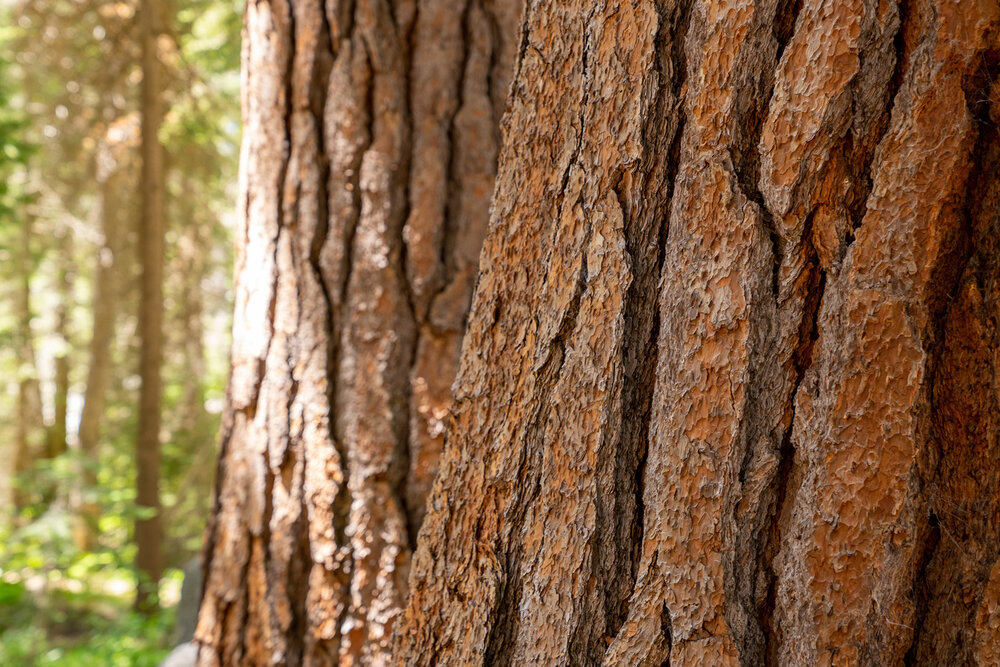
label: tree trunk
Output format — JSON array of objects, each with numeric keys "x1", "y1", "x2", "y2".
[
  {"x1": 176, "y1": 176, "x2": 208, "y2": 440},
  {"x1": 136, "y1": 0, "x2": 167, "y2": 613},
  {"x1": 76, "y1": 139, "x2": 122, "y2": 548},
  {"x1": 13, "y1": 215, "x2": 45, "y2": 511},
  {"x1": 48, "y1": 227, "x2": 73, "y2": 461},
  {"x1": 393, "y1": 1, "x2": 1000, "y2": 666},
  {"x1": 195, "y1": 0, "x2": 519, "y2": 664},
  {"x1": 164, "y1": 173, "x2": 216, "y2": 560}
]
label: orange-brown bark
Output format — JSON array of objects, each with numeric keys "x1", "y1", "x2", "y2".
[
  {"x1": 195, "y1": 0, "x2": 518, "y2": 663},
  {"x1": 200, "y1": 0, "x2": 999, "y2": 663},
  {"x1": 393, "y1": 1, "x2": 1000, "y2": 665}
]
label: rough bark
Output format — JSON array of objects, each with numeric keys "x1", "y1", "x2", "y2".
[
  {"x1": 394, "y1": 1, "x2": 1000, "y2": 666},
  {"x1": 136, "y1": 0, "x2": 167, "y2": 612},
  {"x1": 195, "y1": 0, "x2": 518, "y2": 663}
]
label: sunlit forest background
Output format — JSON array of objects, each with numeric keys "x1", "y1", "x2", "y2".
[{"x1": 0, "y1": 0, "x2": 241, "y2": 663}]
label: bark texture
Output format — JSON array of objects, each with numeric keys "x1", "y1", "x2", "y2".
[
  {"x1": 195, "y1": 0, "x2": 518, "y2": 663},
  {"x1": 394, "y1": 1, "x2": 1000, "y2": 666}
]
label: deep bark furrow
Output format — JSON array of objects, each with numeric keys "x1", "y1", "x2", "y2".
[
  {"x1": 600, "y1": 0, "x2": 692, "y2": 646},
  {"x1": 606, "y1": 2, "x2": 800, "y2": 663},
  {"x1": 396, "y1": 1, "x2": 691, "y2": 664},
  {"x1": 305, "y1": 15, "x2": 345, "y2": 635},
  {"x1": 906, "y1": 59, "x2": 1000, "y2": 663},
  {"x1": 760, "y1": 254, "x2": 825, "y2": 665},
  {"x1": 198, "y1": 0, "x2": 518, "y2": 662},
  {"x1": 773, "y1": 3, "x2": 1000, "y2": 663},
  {"x1": 843, "y1": 0, "x2": 911, "y2": 246},
  {"x1": 750, "y1": 3, "x2": 903, "y2": 661},
  {"x1": 620, "y1": 5, "x2": 691, "y2": 614},
  {"x1": 434, "y1": 0, "x2": 470, "y2": 300},
  {"x1": 264, "y1": 1, "x2": 303, "y2": 658}
]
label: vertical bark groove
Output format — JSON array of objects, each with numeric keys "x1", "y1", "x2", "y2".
[
  {"x1": 905, "y1": 51, "x2": 1000, "y2": 663},
  {"x1": 205, "y1": 0, "x2": 1000, "y2": 664},
  {"x1": 197, "y1": 0, "x2": 519, "y2": 662},
  {"x1": 393, "y1": 1, "x2": 1000, "y2": 666}
]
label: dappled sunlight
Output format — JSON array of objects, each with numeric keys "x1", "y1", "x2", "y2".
[{"x1": 0, "y1": 0, "x2": 242, "y2": 662}]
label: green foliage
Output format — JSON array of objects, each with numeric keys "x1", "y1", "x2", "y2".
[
  {"x1": 0, "y1": 31, "x2": 35, "y2": 257},
  {"x1": 0, "y1": 582, "x2": 174, "y2": 666},
  {"x1": 0, "y1": 0, "x2": 242, "y2": 661},
  {"x1": 0, "y1": 477, "x2": 185, "y2": 664}
]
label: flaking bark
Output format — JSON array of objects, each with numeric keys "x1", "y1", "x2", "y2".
[{"x1": 393, "y1": 1, "x2": 1000, "y2": 666}]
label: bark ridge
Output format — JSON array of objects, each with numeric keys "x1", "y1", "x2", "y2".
[{"x1": 393, "y1": 1, "x2": 1000, "y2": 665}]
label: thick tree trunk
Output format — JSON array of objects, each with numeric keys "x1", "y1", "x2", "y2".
[
  {"x1": 195, "y1": 0, "x2": 518, "y2": 663},
  {"x1": 394, "y1": 1, "x2": 1000, "y2": 666},
  {"x1": 136, "y1": 0, "x2": 167, "y2": 612}
]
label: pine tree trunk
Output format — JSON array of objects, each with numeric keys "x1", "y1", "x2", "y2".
[
  {"x1": 136, "y1": 0, "x2": 167, "y2": 613},
  {"x1": 48, "y1": 228, "x2": 73, "y2": 461},
  {"x1": 195, "y1": 0, "x2": 519, "y2": 663},
  {"x1": 13, "y1": 215, "x2": 44, "y2": 511},
  {"x1": 166, "y1": 174, "x2": 216, "y2": 556},
  {"x1": 176, "y1": 176, "x2": 208, "y2": 439},
  {"x1": 393, "y1": 1, "x2": 1000, "y2": 666},
  {"x1": 76, "y1": 141, "x2": 122, "y2": 548}
]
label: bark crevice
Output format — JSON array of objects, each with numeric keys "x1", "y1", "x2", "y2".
[
  {"x1": 905, "y1": 53, "x2": 1000, "y2": 662},
  {"x1": 612, "y1": 0, "x2": 693, "y2": 642},
  {"x1": 761, "y1": 211, "x2": 825, "y2": 661}
]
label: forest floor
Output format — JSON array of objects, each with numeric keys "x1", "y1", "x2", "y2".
[{"x1": 0, "y1": 566, "x2": 180, "y2": 666}]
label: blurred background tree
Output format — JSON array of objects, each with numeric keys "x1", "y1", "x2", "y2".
[{"x1": 0, "y1": 0, "x2": 241, "y2": 662}]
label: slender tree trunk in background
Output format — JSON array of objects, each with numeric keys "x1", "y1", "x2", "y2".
[
  {"x1": 179, "y1": 276, "x2": 206, "y2": 440},
  {"x1": 177, "y1": 175, "x2": 208, "y2": 438},
  {"x1": 195, "y1": 0, "x2": 519, "y2": 662},
  {"x1": 76, "y1": 146, "x2": 121, "y2": 548},
  {"x1": 166, "y1": 175, "x2": 215, "y2": 550},
  {"x1": 13, "y1": 215, "x2": 44, "y2": 511},
  {"x1": 394, "y1": 1, "x2": 1000, "y2": 666},
  {"x1": 48, "y1": 228, "x2": 73, "y2": 461},
  {"x1": 136, "y1": 0, "x2": 166, "y2": 613}
]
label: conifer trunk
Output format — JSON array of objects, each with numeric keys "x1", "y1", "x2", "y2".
[
  {"x1": 13, "y1": 215, "x2": 44, "y2": 511},
  {"x1": 195, "y1": 0, "x2": 519, "y2": 663},
  {"x1": 136, "y1": 0, "x2": 167, "y2": 613},
  {"x1": 48, "y1": 228, "x2": 72, "y2": 461},
  {"x1": 393, "y1": 1, "x2": 1000, "y2": 665},
  {"x1": 200, "y1": 0, "x2": 1000, "y2": 664},
  {"x1": 77, "y1": 139, "x2": 122, "y2": 548}
]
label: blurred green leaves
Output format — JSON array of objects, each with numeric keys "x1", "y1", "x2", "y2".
[{"x1": 0, "y1": 0, "x2": 242, "y2": 661}]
